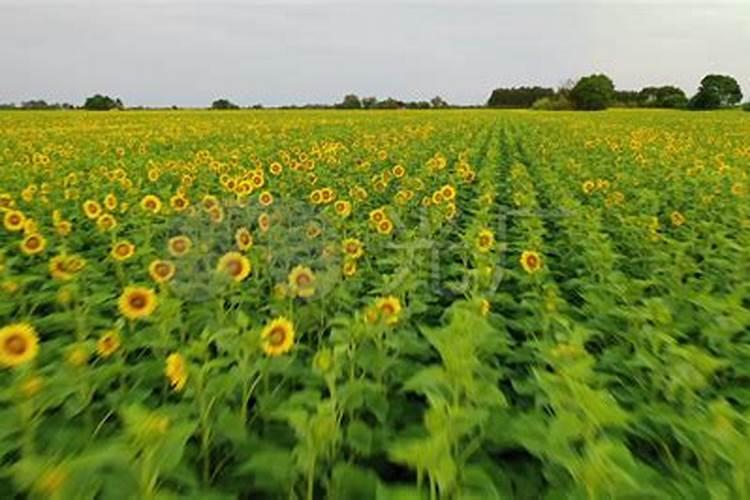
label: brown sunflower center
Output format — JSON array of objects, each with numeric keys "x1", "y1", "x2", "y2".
[
  {"x1": 116, "y1": 245, "x2": 130, "y2": 256},
  {"x1": 26, "y1": 237, "x2": 40, "y2": 249},
  {"x1": 526, "y1": 255, "x2": 538, "y2": 268},
  {"x1": 155, "y1": 263, "x2": 171, "y2": 276},
  {"x1": 346, "y1": 243, "x2": 358, "y2": 254},
  {"x1": 146, "y1": 200, "x2": 156, "y2": 209},
  {"x1": 173, "y1": 240, "x2": 186, "y2": 252},
  {"x1": 227, "y1": 259, "x2": 243, "y2": 276},
  {"x1": 5, "y1": 334, "x2": 28, "y2": 355},
  {"x1": 129, "y1": 293, "x2": 147, "y2": 309},
  {"x1": 380, "y1": 303, "x2": 395, "y2": 315},
  {"x1": 268, "y1": 327, "x2": 286, "y2": 347},
  {"x1": 9, "y1": 215, "x2": 21, "y2": 225},
  {"x1": 479, "y1": 235, "x2": 490, "y2": 247},
  {"x1": 296, "y1": 273, "x2": 311, "y2": 286}
]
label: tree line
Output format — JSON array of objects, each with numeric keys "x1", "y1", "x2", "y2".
[
  {"x1": 488, "y1": 73, "x2": 746, "y2": 111},
  {"x1": 2, "y1": 75, "x2": 747, "y2": 111}
]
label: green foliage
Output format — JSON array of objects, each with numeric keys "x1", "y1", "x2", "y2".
[
  {"x1": 689, "y1": 74, "x2": 743, "y2": 110},
  {"x1": 83, "y1": 94, "x2": 123, "y2": 111},
  {"x1": 531, "y1": 95, "x2": 573, "y2": 111},
  {"x1": 570, "y1": 74, "x2": 616, "y2": 110},
  {"x1": 210, "y1": 98, "x2": 239, "y2": 110},
  {"x1": 487, "y1": 86, "x2": 555, "y2": 108},
  {"x1": 638, "y1": 85, "x2": 688, "y2": 108}
]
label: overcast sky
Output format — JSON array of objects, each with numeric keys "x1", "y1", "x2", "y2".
[{"x1": 0, "y1": 0, "x2": 748, "y2": 106}]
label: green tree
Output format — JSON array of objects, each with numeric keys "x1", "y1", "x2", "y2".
[
  {"x1": 638, "y1": 86, "x2": 688, "y2": 108},
  {"x1": 743, "y1": 102, "x2": 750, "y2": 112},
  {"x1": 430, "y1": 96, "x2": 448, "y2": 108},
  {"x1": 83, "y1": 94, "x2": 123, "y2": 111},
  {"x1": 361, "y1": 97, "x2": 377, "y2": 109},
  {"x1": 688, "y1": 74, "x2": 743, "y2": 110},
  {"x1": 337, "y1": 94, "x2": 362, "y2": 109},
  {"x1": 569, "y1": 74, "x2": 615, "y2": 110},
  {"x1": 211, "y1": 99, "x2": 239, "y2": 110}
]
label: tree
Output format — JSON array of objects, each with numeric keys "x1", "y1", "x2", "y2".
[
  {"x1": 373, "y1": 98, "x2": 405, "y2": 110},
  {"x1": 638, "y1": 86, "x2": 688, "y2": 108},
  {"x1": 337, "y1": 94, "x2": 362, "y2": 109},
  {"x1": 487, "y1": 86, "x2": 554, "y2": 108},
  {"x1": 361, "y1": 97, "x2": 377, "y2": 110},
  {"x1": 569, "y1": 74, "x2": 615, "y2": 110},
  {"x1": 688, "y1": 74, "x2": 743, "y2": 110},
  {"x1": 743, "y1": 102, "x2": 750, "y2": 112},
  {"x1": 430, "y1": 96, "x2": 448, "y2": 108},
  {"x1": 83, "y1": 94, "x2": 123, "y2": 111},
  {"x1": 211, "y1": 98, "x2": 239, "y2": 110}
]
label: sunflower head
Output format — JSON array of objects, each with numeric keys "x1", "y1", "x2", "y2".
[
  {"x1": 376, "y1": 219, "x2": 394, "y2": 235},
  {"x1": 83, "y1": 200, "x2": 103, "y2": 219},
  {"x1": 167, "y1": 235, "x2": 192, "y2": 257},
  {"x1": 235, "y1": 227, "x2": 254, "y2": 251},
  {"x1": 165, "y1": 353, "x2": 188, "y2": 391},
  {"x1": 0, "y1": 323, "x2": 39, "y2": 368},
  {"x1": 261, "y1": 317, "x2": 295, "y2": 357},
  {"x1": 342, "y1": 238, "x2": 364, "y2": 259},
  {"x1": 671, "y1": 211, "x2": 686, "y2": 227},
  {"x1": 258, "y1": 213, "x2": 271, "y2": 232},
  {"x1": 66, "y1": 344, "x2": 89, "y2": 368},
  {"x1": 149, "y1": 260, "x2": 176, "y2": 284},
  {"x1": 118, "y1": 286, "x2": 158, "y2": 320},
  {"x1": 96, "y1": 213, "x2": 117, "y2": 232},
  {"x1": 258, "y1": 191, "x2": 274, "y2": 207},
  {"x1": 288, "y1": 265, "x2": 316, "y2": 298},
  {"x1": 140, "y1": 195, "x2": 162, "y2": 214},
  {"x1": 111, "y1": 240, "x2": 135, "y2": 261},
  {"x1": 520, "y1": 250, "x2": 543, "y2": 274},
  {"x1": 3, "y1": 210, "x2": 25, "y2": 232},
  {"x1": 217, "y1": 252, "x2": 252, "y2": 282},
  {"x1": 97, "y1": 330, "x2": 121, "y2": 358},
  {"x1": 342, "y1": 259, "x2": 357, "y2": 277},
  {"x1": 476, "y1": 229, "x2": 494, "y2": 253},
  {"x1": 334, "y1": 200, "x2": 352, "y2": 218},
  {"x1": 170, "y1": 194, "x2": 189, "y2": 212},
  {"x1": 374, "y1": 296, "x2": 402, "y2": 326},
  {"x1": 21, "y1": 233, "x2": 47, "y2": 256}
]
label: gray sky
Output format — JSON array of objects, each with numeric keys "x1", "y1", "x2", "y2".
[{"x1": 1, "y1": 1, "x2": 748, "y2": 106}]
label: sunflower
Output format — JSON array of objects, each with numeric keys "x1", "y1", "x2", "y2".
[
  {"x1": 148, "y1": 260, "x2": 176, "y2": 284},
  {"x1": 82, "y1": 200, "x2": 103, "y2": 219},
  {"x1": 217, "y1": 252, "x2": 252, "y2": 282},
  {"x1": 479, "y1": 299, "x2": 490, "y2": 317},
  {"x1": 96, "y1": 330, "x2": 121, "y2": 358},
  {"x1": 104, "y1": 193, "x2": 118, "y2": 211},
  {"x1": 55, "y1": 220, "x2": 72, "y2": 237},
  {"x1": 170, "y1": 193, "x2": 190, "y2": 212},
  {"x1": 261, "y1": 317, "x2": 295, "y2": 357},
  {"x1": 111, "y1": 240, "x2": 135, "y2": 261},
  {"x1": 369, "y1": 208, "x2": 386, "y2": 223},
  {"x1": 288, "y1": 265, "x2": 316, "y2": 298},
  {"x1": 201, "y1": 194, "x2": 219, "y2": 212},
  {"x1": 582, "y1": 180, "x2": 595, "y2": 194},
  {"x1": 342, "y1": 238, "x2": 364, "y2": 259},
  {"x1": 376, "y1": 219, "x2": 394, "y2": 235},
  {"x1": 374, "y1": 296, "x2": 402, "y2": 326},
  {"x1": 67, "y1": 344, "x2": 89, "y2": 368},
  {"x1": 165, "y1": 353, "x2": 188, "y2": 391},
  {"x1": 441, "y1": 184, "x2": 456, "y2": 201},
  {"x1": 140, "y1": 194, "x2": 162, "y2": 214},
  {"x1": 269, "y1": 162, "x2": 283, "y2": 176},
  {"x1": 0, "y1": 323, "x2": 39, "y2": 367},
  {"x1": 392, "y1": 164, "x2": 406, "y2": 178},
  {"x1": 235, "y1": 227, "x2": 254, "y2": 251},
  {"x1": 118, "y1": 286, "x2": 158, "y2": 320},
  {"x1": 49, "y1": 254, "x2": 85, "y2": 281},
  {"x1": 0, "y1": 193, "x2": 14, "y2": 209},
  {"x1": 20, "y1": 233, "x2": 46, "y2": 256},
  {"x1": 431, "y1": 191, "x2": 444, "y2": 204},
  {"x1": 96, "y1": 213, "x2": 117, "y2": 232},
  {"x1": 258, "y1": 191, "x2": 274, "y2": 207},
  {"x1": 3, "y1": 210, "x2": 25, "y2": 232},
  {"x1": 671, "y1": 211, "x2": 686, "y2": 227},
  {"x1": 476, "y1": 229, "x2": 494, "y2": 253},
  {"x1": 333, "y1": 200, "x2": 351, "y2": 218},
  {"x1": 167, "y1": 235, "x2": 192, "y2": 257},
  {"x1": 306, "y1": 223, "x2": 322, "y2": 239},
  {"x1": 342, "y1": 259, "x2": 357, "y2": 277},
  {"x1": 520, "y1": 250, "x2": 543, "y2": 274},
  {"x1": 209, "y1": 206, "x2": 225, "y2": 224},
  {"x1": 309, "y1": 190, "x2": 323, "y2": 205},
  {"x1": 320, "y1": 187, "x2": 335, "y2": 204},
  {"x1": 258, "y1": 212, "x2": 271, "y2": 232}
]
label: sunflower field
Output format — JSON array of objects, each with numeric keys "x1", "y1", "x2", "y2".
[{"x1": 1, "y1": 109, "x2": 750, "y2": 499}]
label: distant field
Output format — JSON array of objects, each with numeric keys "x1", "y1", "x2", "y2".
[{"x1": 1, "y1": 109, "x2": 749, "y2": 498}]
